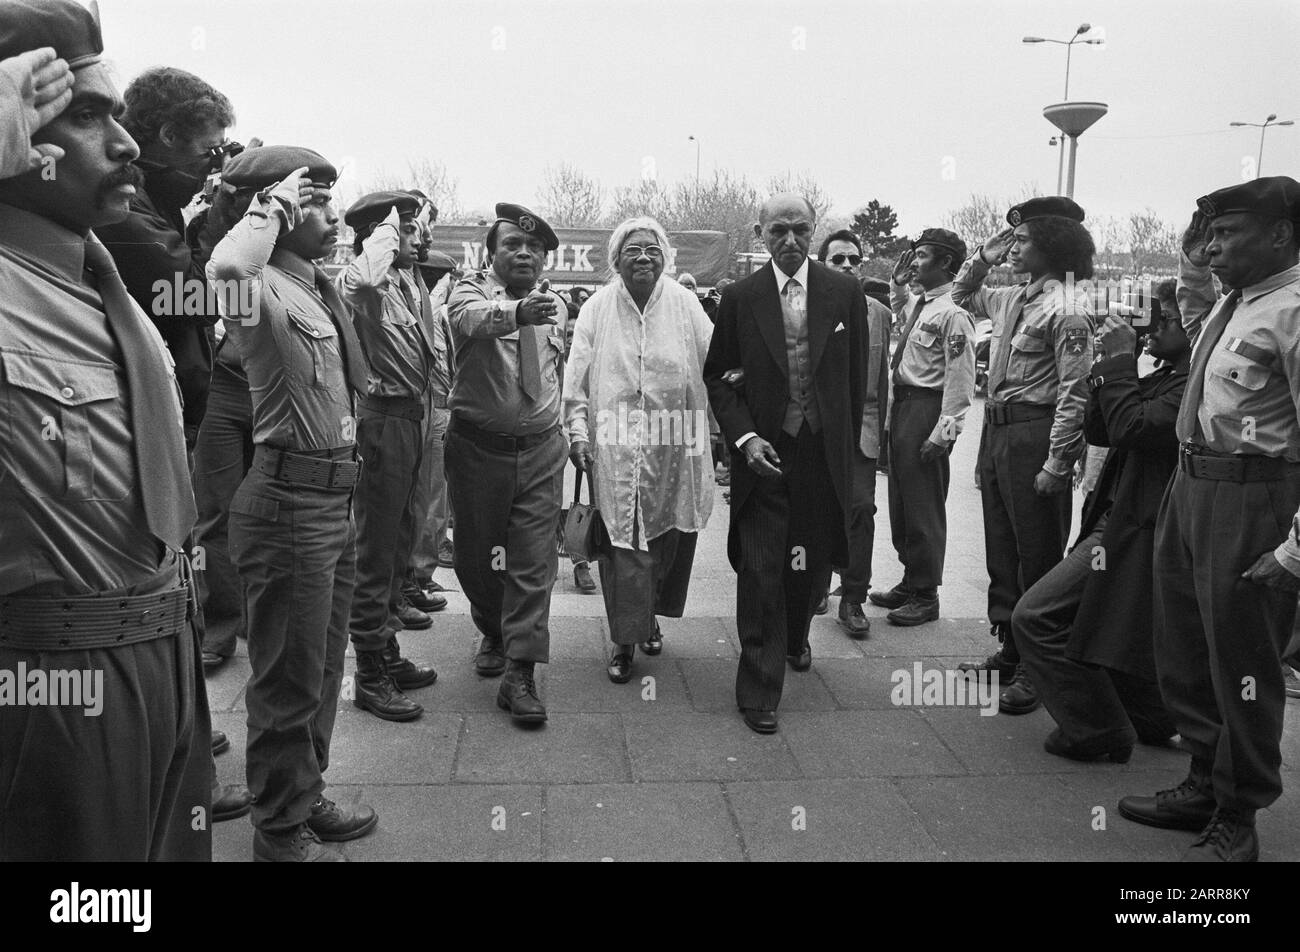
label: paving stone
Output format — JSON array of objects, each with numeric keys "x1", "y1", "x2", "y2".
[
  {"x1": 544, "y1": 659, "x2": 694, "y2": 713},
  {"x1": 726, "y1": 779, "x2": 942, "y2": 861},
  {"x1": 815, "y1": 656, "x2": 952, "y2": 710},
  {"x1": 325, "y1": 710, "x2": 460, "y2": 784},
  {"x1": 454, "y1": 713, "x2": 630, "y2": 784},
  {"x1": 624, "y1": 713, "x2": 802, "y2": 782},
  {"x1": 678, "y1": 658, "x2": 838, "y2": 712},
  {"x1": 205, "y1": 656, "x2": 250, "y2": 713},
  {"x1": 649, "y1": 616, "x2": 739, "y2": 659},
  {"x1": 781, "y1": 710, "x2": 968, "y2": 778},
  {"x1": 544, "y1": 782, "x2": 743, "y2": 861}
]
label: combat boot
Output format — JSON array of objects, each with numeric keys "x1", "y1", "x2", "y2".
[
  {"x1": 383, "y1": 636, "x2": 438, "y2": 690},
  {"x1": 497, "y1": 661, "x2": 547, "y2": 724},
  {"x1": 353, "y1": 649, "x2": 423, "y2": 722},
  {"x1": 1119, "y1": 759, "x2": 1217, "y2": 830},
  {"x1": 1182, "y1": 808, "x2": 1259, "y2": 862}
]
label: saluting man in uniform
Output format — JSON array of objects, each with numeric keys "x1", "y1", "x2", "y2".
[
  {"x1": 209, "y1": 147, "x2": 377, "y2": 861},
  {"x1": 951, "y1": 198, "x2": 1095, "y2": 715},
  {"x1": 1120, "y1": 177, "x2": 1300, "y2": 862},
  {"x1": 445, "y1": 204, "x2": 569, "y2": 725},
  {"x1": 338, "y1": 191, "x2": 441, "y2": 723},
  {"x1": 871, "y1": 228, "x2": 976, "y2": 626}
]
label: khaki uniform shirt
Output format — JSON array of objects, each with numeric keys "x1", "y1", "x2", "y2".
[{"x1": 888, "y1": 279, "x2": 977, "y2": 445}]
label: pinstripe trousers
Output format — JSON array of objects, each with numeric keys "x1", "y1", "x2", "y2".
[{"x1": 734, "y1": 424, "x2": 839, "y2": 711}]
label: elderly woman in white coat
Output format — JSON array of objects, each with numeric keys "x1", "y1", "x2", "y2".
[{"x1": 564, "y1": 217, "x2": 715, "y2": 684}]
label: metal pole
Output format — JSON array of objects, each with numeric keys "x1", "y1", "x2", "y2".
[
  {"x1": 1064, "y1": 40, "x2": 1073, "y2": 99},
  {"x1": 1065, "y1": 134, "x2": 1079, "y2": 199},
  {"x1": 1258, "y1": 123, "x2": 1268, "y2": 176},
  {"x1": 1056, "y1": 139, "x2": 1065, "y2": 195}
]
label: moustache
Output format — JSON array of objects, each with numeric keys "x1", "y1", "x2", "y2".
[{"x1": 95, "y1": 165, "x2": 146, "y2": 206}]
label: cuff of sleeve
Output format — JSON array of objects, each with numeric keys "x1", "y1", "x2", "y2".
[
  {"x1": 1274, "y1": 538, "x2": 1300, "y2": 578},
  {"x1": 1042, "y1": 455, "x2": 1074, "y2": 479},
  {"x1": 569, "y1": 419, "x2": 589, "y2": 444},
  {"x1": 1091, "y1": 353, "x2": 1139, "y2": 385},
  {"x1": 735, "y1": 431, "x2": 757, "y2": 450}
]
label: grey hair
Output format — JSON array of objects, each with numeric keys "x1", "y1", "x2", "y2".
[{"x1": 606, "y1": 216, "x2": 673, "y2": 279}]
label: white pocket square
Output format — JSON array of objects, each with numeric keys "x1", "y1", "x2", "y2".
[{"x1": 833, "y1": 322, "x2": 846, "y2": 333}]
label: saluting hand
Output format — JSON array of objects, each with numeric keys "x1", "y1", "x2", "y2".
[
  {"x1": 267, "y1": 166, "x2": 316, "y2": 226},
  {"x1": 892, "y1": 248, "x2": 917, "y2": 285},
  {"x1": 980, "y1": 228, "x2": 1016, "y2": 266},
  {"x1": 741, "y1": 436, "x2": 782, "y2": 478},
  {"x1": 1241, "y1": 552, "x2": 1300, "y2": 594},
  {"x1": 1, "y1": 49, "x2": 73, "y2": 173},
  {"x1": 1181, "y1": 211, "x2": 1212, "y2": 268}
]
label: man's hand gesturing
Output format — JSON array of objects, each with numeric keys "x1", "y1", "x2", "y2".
[
  {"x1": 517, "y1": 279, "x2": 558, "y2": 326},
  {"x1": 1, "y1": 48, "x2": 73, "y2": 174}
]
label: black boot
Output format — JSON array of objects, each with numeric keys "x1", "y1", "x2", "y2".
[
  {"x1": 1118, "y1": 759, "x2": 1216, "y2": 830},
  {"x1": 383, "y1": 637, "x2": 438, "y2": 690},
  {"x1": 354, "y1": 649, "x2": 423, "y2": 722}
]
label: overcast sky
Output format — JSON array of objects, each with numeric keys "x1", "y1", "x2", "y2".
[{"x1": 99, "y1": 0, "x2": 1299, "y2": 238}]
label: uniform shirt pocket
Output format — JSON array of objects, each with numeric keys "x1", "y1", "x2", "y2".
[
  {"x1": 285, "y1": 308, "x2": 344, "y2": 391},
  {"x1": 1208, "y1": 348, "x2": 1270, "y2": 392},
  {"x1": 544, "y1": 331, "x2": 564, "y2": 382},
  {"x1": 1, "y1": 349, "x2": 125, "y2": 501},
  {"x1": 913, "y1": 322, "x2": 942, "y2": 348}
]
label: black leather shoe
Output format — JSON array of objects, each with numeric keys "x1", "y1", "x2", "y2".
[
  {"x1": 787, "y1": 641, "x2": 812, "y2": 672},
  {"x1": 474, "y1": 637, "x2": 506, "y2": 677},
  {"x1": 202, "y1": 650, "x2": 229, "y2": 672},
  {"x1": 574, "y1": 563, "x2": 597, "y2": 593},
  {"x1": 1043, "y1": 727, "x2": 1132, "y2": 764},
  {"x1": 641, "y1": 622, "x2": 663, "y2": 655},
  {"x1": 607, "y1": 650, "x2": 634, "y2": 684},
  {"x1": 1182, "y1": 809, "x2": 1259, "y2": 862},
  {"x1": 1118, "y1": 764, "x2": 1217, "y2": 830},
  {"x1": 383, "y1": 637, "x2": 438, "y2": 690},
  {"x1": 308, "y1": 795, "x2": 378, "y2": 842},
  {"x1": 353, "y1": 650, "x2": 423, "y2": 721},
  {"x1": 438, "y1": 540, "x2": 454, "y2": 568},
  {"x1": 254, "y1": 824, "x2": 346, "y2": 862},
  {"x1": 211, "y1": 729, "x2": 230, "y2": 756},
  {"x1": 837, "y1": 600, "x2": 870, "y2": 638},
  {"x1": 958, "y1": 647, "x2": 1018, "y2": 680},
  {"x1": 740, "y1": 708, "x2": 778, "y2": 734},
  {"x1": 401, "y1": 583, "x2": 447, "y2": 612},
  {"x1": 813, "y1": 595, "x2": 829, "y2": 616},
  {"x1": 497, "y1": 663, "x2": 547, "y2": 724},
  {"x1": 888, "y1": 595, "x2": 940, "y2": 627},
  {"x1": 868, "y1": 583, "x2": 913, "y2": 610},
  {"x1": 395, "y1": 597, "x2": 433, "y2": 630},
  {"x1": 213, "y1": 783, "x2": 253, "y2": 822},
  {"x1": 999, "y1": 664, "x2": 1040, "y2": 714}
]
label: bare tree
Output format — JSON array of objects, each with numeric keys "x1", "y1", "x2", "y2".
[
  {"x1": 668, "y1": 170, "x2": 763, "y2": 256},
  {"x1": 353, "y1": 157, "x2": 467, "y2": 223},
  {"x1": 1126, "y1": 208, "x2": 1178, "y2": 275},
  {"x1": 536, "y1": 162, "x2": 605, "y2": 227},
  {"x1": 940, "y1": 193, "x2": 1007, "y2": 248},
  {"x1": 605, "y1": 177, "x2": 674, "y2": 227}
]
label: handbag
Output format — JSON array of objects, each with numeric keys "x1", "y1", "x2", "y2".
[{"x1": 563, "y1": 467, "x2": 601, "y2": 563}]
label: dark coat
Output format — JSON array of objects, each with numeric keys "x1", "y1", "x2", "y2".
[
  {"x1": 704, "y1": 260, "x2": 865, "y2": 570},
  {"x1": 1067, "y1": 351, "x2": 1189, "y2": 678}
]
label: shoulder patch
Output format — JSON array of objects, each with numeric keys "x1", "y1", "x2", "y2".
[
  {"x1": 1064, "y1": 326, "x2": 1089, "y2": 356},
  {"x1": 947, "y1": 333, "x2": 968, "y2": 358}
]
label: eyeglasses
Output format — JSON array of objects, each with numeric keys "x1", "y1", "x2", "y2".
[
  {"x1": 829, "y1": 254, "x2": 862, "y2": 266},
  {"x1": 621, "y1": 244, "x2": 664, "y2": 260}
]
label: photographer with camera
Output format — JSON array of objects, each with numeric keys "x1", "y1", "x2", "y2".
[{"x1": 1012, "y1": 283, "x2": 1188, "y2": 764}]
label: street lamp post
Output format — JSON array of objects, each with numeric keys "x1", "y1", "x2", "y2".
[
  {"x1": 1025, "y1": 23, "x2": 1107, "y2": 198},
  {"x1": 1049, "y1": 136, "x2": 1064, "y2": 196},
  {"x1": 688, "y1": 135, "x2": 700, "y2": 184},
  {"x1": 1229, "y1": 114, "x2": 1295, "y2": 177},
  {"x1": 1022, "y1": 23, "x2": 1105, "y2": 100}
]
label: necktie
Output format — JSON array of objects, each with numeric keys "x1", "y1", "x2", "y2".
[
  {"x1": 313, "y1": 267, "x2": 369, "y2": 397},
  {"x1": 1177, "y1": 289, "x2": 1242, "y2": 443},
  {"x1": 408, "y1": 269, "x2": 441, "y2": 362},
  {"x1": 987, "y1": 292, "x2": 1026, "y2": 395},
  {"x1": 519, "y1": 290, "x2": 543, "y2": 400},
  {"x1": 891, "y1": 294, "x2": 927, "y2": 373},
  {"x1": 784, "y1": 276, "x2": 805, "y2": 316},
  {"x1": 84, "y1": 237, "x2": 197, "y2": 550}
]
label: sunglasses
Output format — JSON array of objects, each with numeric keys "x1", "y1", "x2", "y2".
[
  {"x1": 621, "y1": 244, "x2": 665, "y2": 260},
  {"x1": 829, "y1": 253, "x2": 862, "y2": 266}
]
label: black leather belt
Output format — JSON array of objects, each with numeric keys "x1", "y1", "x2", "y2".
[
  {"x1": 984, "y1": 402, "x2": 1054, "y2": 425},
  {"x1": 894, "y1": 386, "x2": 944, "y2": 401},
  {"x1": 1178, "y1": 443, "x2": 1300, "y2": 482},
  {"x1": 449, "y1": 415, "x2": 558, "y2": 453},
  {"x1": 361, "y1": 394, "x2": 424, "y2": 422},
  {"x1": 253, "y1": 445, "x2": 362, "y2": 490},
  {"x1": 0, "y1": 567, "x2": 194, "y2": 651}
]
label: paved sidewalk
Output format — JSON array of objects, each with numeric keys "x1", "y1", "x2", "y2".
[{"x1": 209, "y1": 401, "x2": 1300, "y2": 861}]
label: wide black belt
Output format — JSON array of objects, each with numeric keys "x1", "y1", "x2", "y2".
[
  {"x1": 984, "y1": 402, "x2": 1054, "y2": 425},
  {"x1": 894, "y1": 385, "x2": 944, "y2": 402},
  {"x1": 361, "y1": 393, "x2": 425, "y2": 422},
  {"x1": 449, "y1": 414, "x2": 558, "y2": 453},
  {"x1": 0, "y1": 564, "x2": 195, "y2": 651},
  {"x1": 1178, "y1": 443, "x2": 1300, "y2": 482},
  {"x1": 253, "y1": 444, "x2": 362, "y2": 490}
]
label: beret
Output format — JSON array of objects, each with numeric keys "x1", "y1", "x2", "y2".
[
  {"x1": 1007, "y1": 196, "x2": 1085, "y2": 226},
  {"x1": 911, "y1": 227, "x2": 968, "y2": 263},
  {"x1": 1197, "y1": 176, "x2": 1300, "y2": 222},
  {"x1": 345, "y1": 190, "x2": 420, "y2": 230},
  {"x1": 488, "y1": 201, "x2": 558, "y2": 252},
  {"x1": 415, "y1": 249, "x2": 457, "y2": 273},
  {"x1": 0, "y1": 0, "x2": 101, "y2": 68},
  {"x1": 223, "y1": 145, "x2": 336, "y2": 190}
]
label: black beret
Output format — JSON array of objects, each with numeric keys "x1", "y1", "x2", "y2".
[
  {"x1": 415, "y1": 250, "x2": 457, "y2": 275},
  {"x1": 345, "y1": 190, "x2": 420, "y2": 230},
  {"x1": 489, "y1": 202, "x2": 558, "y2": 252},
  {"x1": 1007, "y1": 196, "x2": 1085, "y2": 226},
  {"x1": 911, "y1": 227, "x2": 968, "y2": 264},
  {"x1": 0, "y1": 0, "x2": 102, "y2": 68},
  {"x1": 223, "y1": 145, "x2": 336, "y2": 190},
  {"x1": 1197, "y1": 176, "x2": 1300, "y2": 223}
]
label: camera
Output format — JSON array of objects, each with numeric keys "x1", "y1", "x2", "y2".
[
  {"x1": 1105, "y1": 279, "x2": 1161, "y2": 329},
  {"x1": 201, "y1": 141, "x2": 245, "y2": 204}
]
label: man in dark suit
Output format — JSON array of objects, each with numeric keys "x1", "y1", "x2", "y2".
[{"x1": 705, "y1": 194, "x2": 865, "y2": 734}]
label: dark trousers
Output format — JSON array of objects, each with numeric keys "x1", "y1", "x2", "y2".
[
  {"x1": 409, "y1": 403, "x2": 451, "y2": 585},
  {"x1": 1014, "y1": 521, "x2": 1174, "y2": 752},
  {"x1": 349, "y1": 410, "x2": 424, "y2": 652},
  {"x1": 191, "y1": 360, "x2": 254, "y2": 656},
  {"x1": 977, "y1": 413, "x2": 1071, "y2": 661},
  {"x1": 1154, "y1": 468, "x2": 1300, "y2": 811},
  {"x1": 444, "y1": 423, "x2": 566, "y2": 663},
  {"x1": 816, "y1": 450, "x2": 876, "y2": 603},
  {"x1": 229, "y1": 464, "x2": 355, "y2": 833},
  {"x1": 735, "y1": 424, "x2": 839, "y2": 711},
  {"x1": 0, "y1": 558, "x2": 212, "y2": 861},
  {"x1": 887, "y1": 390, "x2": 949, "y2": 594},
  {"x1": 597, "y1": 514, "x2": 697, "y2": 645}
]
